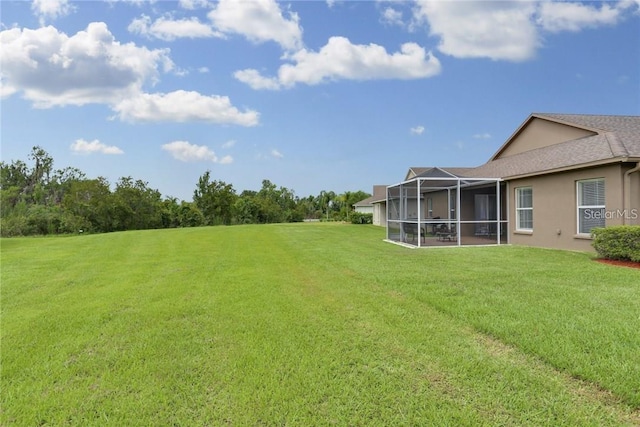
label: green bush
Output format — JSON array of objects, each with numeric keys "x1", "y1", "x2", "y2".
[
  {"x1": 0, "y1": 215, "x2": 28, "y2": 237},
  {"x1": 591, "y1": 226, "x2": 640, "y2": 262},
  {"x1": 350, "y1": 212, "x2": 373, "y2": 224}
]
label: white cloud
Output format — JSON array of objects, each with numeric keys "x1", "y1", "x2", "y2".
[
  {"x1": 381, "y1": 7, "x2": 404, "y2": 27},
  {"x1": 162, "y1": 141, "x2": 233, "y2": 163},
  {"x1": 280, "y1": 38, "x2": 440, "y2": 84},
  {"x1": 233, "y1": 69, "x2": 281, "y2": 91},
  {"x1": 70, "y1": 139, "x2": 123, "y2": 155},
  {"x1": 410, "y1": 0, "x2": 639, "y2": 62},
  {"x1": 271, "y1": 149, "x2": 284, "y2": 159},
  {"x1": 198, "y1": 66, "x2": 210, "y2": 73},
  {"x1": 179, "y1": 0, "x2": 211, "y2": 10},
  {"x1": 128, "y1": 14, "x2": 223, "y2": 41},
  {"x1": 222, "y1": 140, "x2": 237, "y2": 148},
  {"x1": 107, "y1": 0, "x2": 156, "y2": 6},
  {"x1": 113, "y1": 90, "x2": 259, "y2": 126},
  {"x1": 473, "y1": 132, "x2": 491, "y2": 139},
  {"x1": 208, "y1": 0, "x2": 303, "y2": 51},
  {"x1": 0, "y1": 78, "x2": 18, "y2": 99},
  {"x1": 0, "y1": 23, "x2": 260, "y2": 126},
  {"x1": 537, "y1": 2, "x2": 620, "y2": 33},
  {"x1": 410, "y1": 125, "x2": 425, "y2": 135},
  {"x1": 413, "y1": 1, "x2": 539, "y2": 62},
  {"x1": 31, "y1": 0, "x2": 74, "y2": 24},
  {"x1": 0, "y1": 23, "x2": 173, "y2": 107},
  {"x1": 237, "y1": 36, "x2": 441, "y2": 90}
]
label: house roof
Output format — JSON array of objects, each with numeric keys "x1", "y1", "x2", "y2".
[
  {"x1": 393, "y1": 113, "x2": 640, "y2": 189},
  {"x1": 353, "y1": 195, "x2": 378, "y2": 206},
  {"x1": 406, "y1": 167, "x2": 475, "y2": 180},
  {"x1": 353, "y1": 184, "x2": 387, "y2": 206},
  {"x1": 466, "y1": 113, "x2": 640, "y2": 180}
]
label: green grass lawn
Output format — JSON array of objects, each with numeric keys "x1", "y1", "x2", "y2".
[{"x1": 2, "y1": 223, "x2": 639, "y2": 426}]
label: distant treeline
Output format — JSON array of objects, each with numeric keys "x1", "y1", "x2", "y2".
[{"x1": 0, "y1": 147, "x2": 370, "y2": 237}]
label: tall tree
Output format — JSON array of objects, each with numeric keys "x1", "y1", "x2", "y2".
[
  {"x1": 0, "y1": 159, "x2": 30, "y2": 215},
  {"x1": 234, "y1": 190, "x2": 260, "y2": 224},
  {"x1": 28, "y1": 146, "x2": 54, "y2": 187},
  {"x1": 63, "y1": 177, "x2": 114, "y2": 232},
  {"x1": 113, "y1": 177, "x2": 163, "y2": 230},
  {"x1": 193, "y1": 171, "x2": 237, "y2": 225}
]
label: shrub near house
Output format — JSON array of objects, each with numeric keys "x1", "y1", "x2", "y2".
[
  {"x1": 351, "y1": 212, "x2": 373, "y2": 224},
  {"x1": 592, "y1": 226, "x2": 640, "y2": 262}
]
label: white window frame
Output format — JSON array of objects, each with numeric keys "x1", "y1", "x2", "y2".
[
  {"x1": 576, "y1": 178, "x2": 605, "y2": 235},
  {"x1": 515, "y1": 187, "x2": 533, "y2": 231}
]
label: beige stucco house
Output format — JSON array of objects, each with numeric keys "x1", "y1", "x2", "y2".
[
  {"x1": 354, "y1": 185, "x2": 388, "y2": 226},
  {"x1": 386, "y1": 113, "x2": 640, "y2": 252}
]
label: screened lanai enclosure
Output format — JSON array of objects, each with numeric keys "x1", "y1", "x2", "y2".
[{"x1": 386, "y1": 168, "x2": 508, "y2": 247}]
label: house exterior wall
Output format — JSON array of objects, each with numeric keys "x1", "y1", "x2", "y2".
[
  {"x1": 625, "y1": 163, "x2": 640, "y2": 226},
  {"x1": 497, "y1": 118, "x2": 595, "y2": 158},
  {"x1": 632, "y1": 176, "x2": 640, "y2": 226},
  {"x1": 354, "y1": 205, "x2": 374, "y2": 214},
  {"x1": 373, "y1": 202, "x2": 386, "y2": 226},
  {"x1": 459, "y1": 185, "x2": 508, "y2": 237},
  {"x1": 423, "y1": 191, "x2": 450, "y2": 219},
  {"x1": 407, "y1": 197, "x2": 421, "y2": 219},
  {"x1": 507, "y1": 164, "x2": 630, "y2": 252}
]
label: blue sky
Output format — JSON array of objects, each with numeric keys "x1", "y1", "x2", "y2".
[{"x1": 1, "y1": 0, "x2": 639, "y2": 201}]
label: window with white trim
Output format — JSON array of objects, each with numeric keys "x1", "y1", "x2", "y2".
[
  {"x1": 577, "y1": 178, "x2": 605, "y2": 234},
  {"x1": 515, "y1": 187, "x2": 533, "y2": 231}
]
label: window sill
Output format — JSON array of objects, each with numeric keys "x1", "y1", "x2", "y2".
[
  {"x1": 574, "y1": 234, "x2": 593, "y2": 240},
  {"x1": 514, "y1": 230, "x2": 533, "y2": 235}
]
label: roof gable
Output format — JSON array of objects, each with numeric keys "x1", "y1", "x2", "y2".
[
  {"x1": 354, "y1": 185, "x2": 388, "y2": 206},
  {"x1": 405, "y1": 166, "x2": 474, "y2": 180},
  {"x1": 476, "y1": 114, "x2": 640, "y2": 179},
  {"x1": 490, "y1": 114, "x2": 597, "y2": 160}
]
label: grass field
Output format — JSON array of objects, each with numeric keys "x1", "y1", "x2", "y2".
[{"x1": 2, "y1": 223, "x2": 639, "y2": 426}]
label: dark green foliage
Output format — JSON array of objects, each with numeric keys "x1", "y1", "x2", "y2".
[
  {"x1": 193, "y1": 171, "x2": 237, "y2": 225},
  {"x1": 1, "y1": 148, "x2": 372, "y2": 236},
  {"x1": 592, "y1": 225, "x2": 640, "y2": 262},
  {"x1": 112, "y1": 177, "x2": 163, "y2": 231},
  {"x1": 350, "y1": 212, "x2": 373, "y2": 224}
]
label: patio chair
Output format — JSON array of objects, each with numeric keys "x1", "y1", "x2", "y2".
[
  {"x1": 426, "y1": 216, "x2": 441, "y2": 234},
  {"x1": 403, "y1": 222, "x2": 425, "y2": 243},
  {"x1": 436, "y1": 224, "x2": 457, "y2": 242}
]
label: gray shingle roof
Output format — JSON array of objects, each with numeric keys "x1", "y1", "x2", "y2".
[
  {"x1": 400, "y1": 114, "x2": 640, "y2": 185},
  {"x1": 354, "y1": 185, "x2": 388, "y2": 206},
  {"x1": 466, "y1": 113, "x2": 640, "y2": 179},
  {"x1": 535, "y1": 113, "x2": 640, "y2": 157},
  {"x1": 407, "y1": 167, "x2": 475, "y2": 179}
]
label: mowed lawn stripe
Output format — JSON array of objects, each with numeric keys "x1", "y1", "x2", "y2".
[
  {"x1": 276, "y1": 223, "x2": 640, "y2": 408},
  {"x1": 272, "y1": 224, "x2": 640, "y2": 424},
  {"x1": 2, "y1": 224, "x2": 639, "y2": 425}
]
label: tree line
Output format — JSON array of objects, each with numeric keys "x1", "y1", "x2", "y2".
[{"x1": 0, "y1": 147, "x2": 371, "y2": 237}]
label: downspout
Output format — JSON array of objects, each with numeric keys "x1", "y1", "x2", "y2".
[
  {"x1": 385, "y1": 187, "x2": 389, "y2": 239},
  {"x1": 623, "y1": 162, "x2": 640, "y2": 225},
  {"x1": 505, "y1": 181, "x2": 510, "y2": 244},
  {"x1": 417, "y1": 180, "x2": 422, "y2": 247},
  {"x1": 496, "y1": 180, "x2": 501, "y2": 245},
  {"x1": 456, "y1": 179, "x2": 461, "y2": 246}
]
